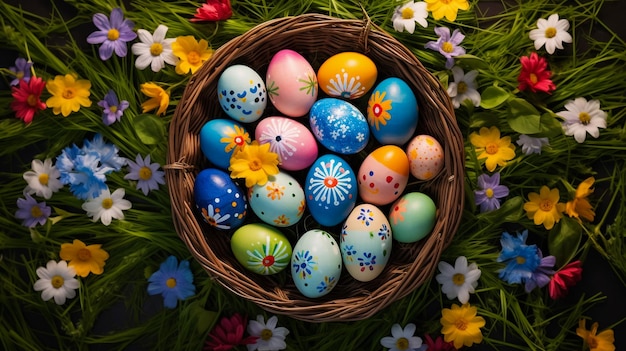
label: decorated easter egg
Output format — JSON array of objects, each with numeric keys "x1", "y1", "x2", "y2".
[
  {"x1": 255, "y1": 116, "x2": 318, "y2": 171},
  {"x1": 248, "y1": 171, "x2": 306, "y2": 227},
  {"x1": 230, "y1": 223, "x2": 292, "y2": 275},
  {"x1": 194, "y1": 168, "x2": 247, "y2": 231},
  {"x1": 291, "y1": 229, "x2": 342, "y2": 298},
  {"x1": 309, "y1": 98, "x2": 369, "y2": 154},
  {"x1": 217, "y1": 64, "x2": 267, "y2": 123},
  {"x1": 357, "y1": 145, "x2": 410, "y2": 205},
  {"x1": 266, "y1": 49, "x2": 318, "y2": 117},
  {"x1": 388, "y1": 192, "x2": 437, "y2": 243},
  {"x1": 305, "y1": 154, "x2": 357, "y2": 227},
  {"x1": 317, "y1": 52, "x2": 377, "y2": 99},
  {"x1": 406, "y1": 135, "x2": 445, "y2": 181},
  {"x1": 367, "y1": 77, "x2": 419, "y2": 145},
  {"x1": 340, "y1": 204, "x2": 392, "y2": 282},
  {"x1": 199, "y1": 119, "x2": 250, "y2": 170}
]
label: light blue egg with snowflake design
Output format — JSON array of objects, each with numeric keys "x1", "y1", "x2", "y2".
[
  {"x1": 291, "y1": 229, "x2": 342, "y2": 298},
  {"x1": 305, "y1": 154, "x2": 357, "y2": 227},
  {"x1": 309, "y1": 98, "x2": 369, "y2": 154}
]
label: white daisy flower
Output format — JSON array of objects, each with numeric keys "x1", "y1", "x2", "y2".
[
  {"x1": 557, "y1": 97, "x2": 607, "y2": 143},
  {"x1": 81, "y1": 187, "x2": 132, "y2": 226},
  {"x1": 131, "y1": 24, "x2": 177, "y2": 72},
  {"x1": 380, "y1": 323, "x2": 424, "y2": 351},
  {"x1": 516, "y1": 134, "x2": 550, "y2": 155},
  {"x1": 33, "y1": 260, "x2": 79, "y2": 305},
  {"x1": 247, "y1": 315, "x2": 289, "y2": 351},
  {"x1": 23, "y1": 158, "x2": 63, "y2": 199},
  {"x1": 529, "y1": 14, "x2": 573, "y2": 54},
  {"x1": 435, "y1": 256, "x2": 481, "y2": 304},
  {"x1": 392, "y1": 1, "x2": 428, "y2": 34},
  {"x1": 447, "y1": 66, "x2": 481, "y2": 109}
]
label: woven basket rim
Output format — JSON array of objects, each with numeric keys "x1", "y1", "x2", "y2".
[{"x1": 166, "y1": 12, "x2": 464, "y2": 322}]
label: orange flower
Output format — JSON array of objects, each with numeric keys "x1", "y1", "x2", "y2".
[
  {"x1": 565, "y1": 177, "x2": 595, "y2": 222},
  {"x1": 59, "y1": 239, "x2": 109, "y2": 277},
  {"x1": 576, "y1": 319, "x2": 615, "y2": 351}
]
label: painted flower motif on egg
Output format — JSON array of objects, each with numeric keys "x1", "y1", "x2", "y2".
[
  {"x1": 358, "y1": 145, "x2": 410, "y2": 205},
  {"x1": 317, "y1": 52, "x2": 378, "y2": 99},
  {"x1": 248, "y1": 171, "x2": 306, "y2": 227},
  {"x1": 199, "y1": 119, "x2": 250, "y2": 170},
  {"x1": 217, "y1": 64, "x2": 267, "y2": 123},
  {"x1": 406, "y1": 135, "x2": 445, "y2": 181},
  {"x1": 194, "y1": 168, "x2": 247, "y2": 230},
  {"x1": 231, "y1": 223, "x2": 292, "y2": 275},
  {"x1": 290, "y1": 229, "x2": 342, "y2": 298},
  {"x1": 367, "y1": 77, "x2": 419, "y2": 145},
  {"x1": 309, "y1": 98, "x2": 369, "y2": 154},
  {"x1": 255, "y1": 116, "x2": 318, "y2": 171}
]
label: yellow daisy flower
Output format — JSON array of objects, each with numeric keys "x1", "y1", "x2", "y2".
[
  {"x1": 229, "y1": 142, "x2": 279, "y2": 188},
  {"x1": 523, "y1": 185, "x2": 566, "y2": 230},
  {"x1": 469, "y1": 126, "x2": 516, "y2": 172},
  {"x1": 440, "y1": 303, "x2": 486, "y2": 349},
  {"x1": 367, "y1": 91, "x2": 392, "y2": 131},
  {"x1": 171, "y1": 36, "x2": 213, "y2": 75},
  {"x1": 59, "y1": 239, "x2": 109, "y2": 277},
  {"x1": 45, "y1": 74, "x2": 92, "y2": 117},
  {"x1": 140, "y1": 82, "x2": 170, "y2": 116},
  {"x1": 576, "y1": 319, "x2": 615, "y2": 351},
  {"x1": 565, "y1": 177, "x2": 595, "y2": 222},
  {"x1": 425, "y1": 0, "x2": 470, "y2": 22}
]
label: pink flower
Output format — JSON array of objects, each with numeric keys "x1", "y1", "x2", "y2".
[
  {"x1": 191, "y1": 0, "x2": 232, "y2": 22},
  {"x1": 549, "y1": 260, "x2": 582, "y2": 300},
  {"x1": 204, "y1": 313, "x2": 257, "y2": 350}
]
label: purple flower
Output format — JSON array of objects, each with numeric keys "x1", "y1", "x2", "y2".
[
  {"x1": 474, "y1": 172, "x2": 509, "y2": 213},
  {"x1": 9, "y1": 58, "x2": 32, "y2": 86},
  {"x1": 15, "y1": 193, "x2": 51, "y2": 227},
  {"x1": 524, "y1": 249, "x2": 556, "y2": 293},
  {"x1": 97, "y1": 90, "x2": 129, "y2": 125},
  {"x1": 516, "y1": 135, "x2": 550, "y2": 155},
  {"x1": 86, "y1": 8, "x2": 137, "y2": 60},
  {"x1": 124, "y1": 154, "x2": 166, "y2": 195},
  {"x1": 425, "y1": 27, "x2": 466, "y2": 69}
]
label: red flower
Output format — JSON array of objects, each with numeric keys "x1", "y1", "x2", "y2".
[
  {"x1": 204, "y1": 313, "x2": 257, "y2": 351},
  {"x1": 517, "y1": 52, "x2": 556, "y2": 94},
  {"x1": 191, "y1": 0, "x2": 232, "y2": 22},
  {"x1": 10, "y1": 76, "x2": 47, "y2": 124},
  {"x1": 423, "y1": 333, "x2": 456, "y2": 351},
  {"x1": 549, "y1": 260, "x2": 583, "y2": 300}
]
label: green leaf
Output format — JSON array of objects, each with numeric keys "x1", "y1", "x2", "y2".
[
  {"x1": 548, "y1": 217, "x2": 583, "y2": 268},
  {"x1": 469, "y1": 111, "x2": 500, "y2": 129},
  {"x1": 134, "y1": 114, "x2": 166, "y2": 145},
  {"x1": 478, "y1": 196, "x2": 524, "y2": 223},
  {"x1": 480, "y1": 86, "x2": 511, "y2": 109},
  {"x1": 507, "y1": 98, "x2": 541, "y2": 134},
  {"x1": 530, "y1": 112, "x2": 564, "y2": 138},
  {"x1": 188, "y1": 301, "x2": 219, "y2": 335},
  {"x1": 455, "y1": 54, "x2": 489, "y2": 69}
]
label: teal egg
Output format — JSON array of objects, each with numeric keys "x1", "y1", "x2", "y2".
[
  {"x1": 199, "y1": 119, "x2": 250, "y2": 170},
  {"x1": 367, "y1": 77, "x2": 418, "y2": 145},
  {"x1": 388, "y1": 192, "x2": 436, "y2": 243}
]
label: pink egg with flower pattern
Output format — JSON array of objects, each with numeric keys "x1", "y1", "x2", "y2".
[
  {"x1": 255, "y1": 116, "x2": 318, "y2": 171},
  {"x1": 266, "y1": 49, "x2": 318, "y2": 117},
  {"x1": 406, "y1": 135, "x2": 444, "y2": 181}
]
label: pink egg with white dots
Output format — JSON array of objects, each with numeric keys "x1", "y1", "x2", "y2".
[{"x1": 406, "y1": 135, "x2": 444, "y2": 181}]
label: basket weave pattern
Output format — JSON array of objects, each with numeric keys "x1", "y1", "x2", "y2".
[{"x1": 166, "y1": 13, "x2": 464, "y2": 322}]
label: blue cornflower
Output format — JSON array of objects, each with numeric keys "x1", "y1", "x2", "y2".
[
  {"x1": 15, "y1": 193, "x2": 51, "y2": 227},
  {"x1": 524, "y1": 249, "x2": 556, "y2": 293},
  {"x1": 86, "y1": 8, "x2": 137, "y2": 60},
  {"x1": 97, "y1": 90, "x2": 129, "y2": 126},
  {"x1": 497, "y1": 230, "x2": 541, "y2": 284},
  {"x1": 147, "y1": 256, "x2": 195, "y2": 309},
  {"x1": 84, "y1": 134, "x2": 127, "y2": 171},
  {"x1": 424, "y1": 27, "x2": 466, "y2": 69},
  {"x1": 474, "y1": 172, "x2": 509, "y2": 213},
  {"x1": 9, "y1": 58, "x2": 32, "y2": 86}
]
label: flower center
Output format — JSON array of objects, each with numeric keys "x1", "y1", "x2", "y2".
[
  {"x1": 455, "y1": 318, "x2": 468, "y2": 331},
  {"x1": 545, "y1": 27, "x2": 557, "y2": 38},
  {"x1": 516, "y1": 256, "x2": 526, "y2": 265},
  {"x1": 139, "y1": 166, "x2": 153, "y2": 180},
  {"x1": 262, "y1": 255, "x2": 275, "y2": 267},
  {"x1": 395, "y1": 337, "x2": 410, "y2": 350},
  {"x1": 62, "y1": 89, "x2": 75, "y2": 99},
  {"x1": 529, "y1": 73, "x2": 538, "y2": 84},
  {"x1": 31, "y1": 205, "x2": 43, "y2": 218},
  {"x1": 248, "y1": 158, "x2": 263, "y2": 171},
  {"x1": 51, "y1": 275, "x2": 65, "y2": 289},
  {"x1": 587, "y1": 337, "x2": 599, "y2": 348},
  {"x1": 372, "y1": 103, "x2": 383, "y2": 117},
  {"x1": 442, "y1": 0, "x2": 452, "y2": 3},
  {"x1": 452, "y1": 273, "x2": 466, "y2": 286},
  {"x1": 234, "y1": 136, "x2": 246, "y2": 146},
  {"x1": 457, "y1": 81, "x2": 468, "y2": 94},
  {"x1": 485, "y1": 142, "x2": 499, "y2": 154},
  {"x1": 16, "y1": 71, "x2": 25, "y2": 79},
  {"x1": 187, "y1": 51, "x2": 201, "y2": 65},
  {"x1": 150, "y1": 43, "x2": 164, "y2": 56},
  {"x1": 101, "y1": 197, "x2": 113, "y2": 210},
  {"x1": 539, "y1": 199, "x2": 554, "y2": 211},
  {"x1": 27, "y1": 94, "x2": 38, "y2": 106},
  {"x1": 401, "y1": 7, "x2": 414, "y2": 20},
  {"x1": 109, "y1": 105, "x2": 118, "y2": 113},
  {"x1": 38, "y1": 173, "x2": 49, "y2": 186},
  {"x1": 166, "y1": 277, "x2": 177, "y2": 288},
  {"x1": 324, "y1": 177, "x2": 338, "y2": 188},
  {"x1": 442, "y1": 41, "x2": 454, "y2": 53},
  {"x1": 578, "y1": 112, "x2": 591, "y2": 125},
  {"x1": 107, "y1": 28, "x2": 120, "y2": 41},
  {"x1": 485, "y1": 188, "x2": 494, "y2": 198},
  {"x1": 78, "y1": 248, "x2": 92, "y2": 261},
  {"x1": 260, "y1": 329, "x2": 273, "y2": 341}
]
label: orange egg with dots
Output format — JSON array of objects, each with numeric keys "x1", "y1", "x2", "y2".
[
  {"x1": 357, "y1": 145, "x2": 410, "y2": 205},
  {"x1": 406, "y1": 135, "x2": 445, "y2": 181}
]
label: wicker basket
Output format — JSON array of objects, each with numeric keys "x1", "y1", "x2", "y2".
[{"x1": 166, "y1": 13, "x2": 464, "y2": 322}]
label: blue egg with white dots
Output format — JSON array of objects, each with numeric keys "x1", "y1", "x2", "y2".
[
  {"x1": 309, "y1": 98, "x2": 369, "y2": 154},
  {"x1": 194, "y1": 168, "x2": 247, "y2": 231},
  {"x1": 217, "y1": 65, "x2": 267, "y2": 123}
]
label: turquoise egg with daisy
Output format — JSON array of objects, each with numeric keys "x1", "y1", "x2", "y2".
[{"x1": 367, "y1": 77, "x2": 418, "y2": 145}]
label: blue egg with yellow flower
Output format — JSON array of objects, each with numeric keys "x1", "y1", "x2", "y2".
[
  {"x1": 199, "y1": 119, "x2": 250, "y2": 170},
  {"x1": 194, "y1": 168, "x2": 248, "y2": 231},
  {"x1": 366, "y1": 77, "x2": 418, "y2": 145}
]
